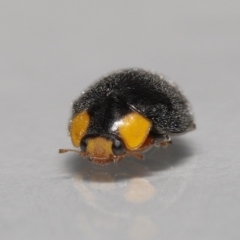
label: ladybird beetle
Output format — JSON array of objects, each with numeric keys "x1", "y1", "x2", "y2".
[{"x1": 59, "y1": 69, "x2": 195, "y2": 165}]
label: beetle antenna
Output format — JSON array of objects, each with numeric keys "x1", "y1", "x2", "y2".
[{"x1": 59, "y1": 149, "x2": 81, "y2": 154}]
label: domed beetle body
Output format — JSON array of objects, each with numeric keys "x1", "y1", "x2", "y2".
[{"x1": 59, "y1": 69, "x2": 195, "y2": 165}]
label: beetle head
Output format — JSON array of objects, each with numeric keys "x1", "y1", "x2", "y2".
[{"x1": 80, "y1": 134, "x2": 126, "y2": 164}]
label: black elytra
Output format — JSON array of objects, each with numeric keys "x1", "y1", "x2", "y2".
[{"x1": 72, "y1": 68, "x2": 195, "y2": 139}]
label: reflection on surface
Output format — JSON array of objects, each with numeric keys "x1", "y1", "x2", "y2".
[
  {"x1": 124, "y1": 178, "x2": 156, "y2": 203},
  {"x1": 62, "y1": 137, "x2": 196, "y2": 239},
  {"x1": 77, "y1": 213, "x2": 119, "y2": 239},
  {"x1": 128, "y1": 216, "x2": 158, "y2": 240}
]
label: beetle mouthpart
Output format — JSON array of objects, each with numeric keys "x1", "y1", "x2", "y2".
[
  {"x1": 89, "y1": 154, "x2": 125, "y2": 165},
  {"x1": 90, "y1": 156, "x2": 112, "y2": 165}
]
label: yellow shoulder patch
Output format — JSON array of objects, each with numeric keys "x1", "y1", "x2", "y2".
[
  {"x1": 118, "y1": 112, "x2": 151, "y2": 150},
  {"x1": 69, "y1": 111, "x2": 90, "y2": 147}
]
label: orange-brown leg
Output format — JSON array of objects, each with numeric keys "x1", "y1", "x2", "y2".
[
  {"x1": 160, "y1": 140, "x2": 172, "y2": 148},
  {"x1": 152, "y1": 134, "x2": 172, "y2": 148}
]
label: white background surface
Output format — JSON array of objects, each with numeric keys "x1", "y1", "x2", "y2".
[{"x1": 1, "y1": 1, "x2": 240, "y2": 239}]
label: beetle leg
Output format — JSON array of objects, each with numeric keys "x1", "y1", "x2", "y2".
[
  {"x1": 185, "y1": 121, "x2": 196, "y2": 132},
  {"x1": 160, "y1": 140, "x2": 172, "y2": 148},
  {"x1": 128, "y1": 152, "x2": 143, "y2": 160},
  {"x1": 154, "y1": 135, "x2": 172, "y2": 148}
]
